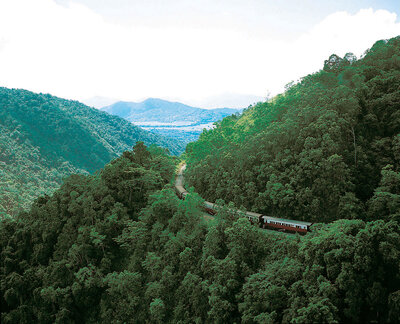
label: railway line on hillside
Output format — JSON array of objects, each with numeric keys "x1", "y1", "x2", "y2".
[{"x1": 175, "y1": 164, "x2": 313, "y2": 234}]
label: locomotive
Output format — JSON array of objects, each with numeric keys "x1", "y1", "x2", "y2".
[{"x1": 175, "y1": 164, "x2": 312, "y2": 234}]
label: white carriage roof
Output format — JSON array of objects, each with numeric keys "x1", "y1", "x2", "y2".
[
  {"x1": 176, "y1": 185, "x2": 187, "y2": 193},
  {"x1": 245, "y1": 211, "x2": 263, "y2": 217},
  {"x1": 264, "y1": 216, "x2": 312, "y2": 226}
]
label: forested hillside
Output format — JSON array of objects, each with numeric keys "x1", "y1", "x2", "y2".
[
  {"x1": 185, "y1": 36, "x2": 400, "y2": 223},
  {"x1": 1, "y1": 143, "x2": 399, "y2": 323},
  {"x1": 0, "y1": 88, "x2": 184, "y2": 217}
]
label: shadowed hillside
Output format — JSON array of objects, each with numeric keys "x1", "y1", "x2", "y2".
[{"x1": 0, "y1": 88, "x2": 184, "y2": 217}]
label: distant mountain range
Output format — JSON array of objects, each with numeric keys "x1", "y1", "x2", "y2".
[
  {"x1": 101, "y1": 98, "x2": 243, "y2": 143},
  {"x1": 83, "y1": 93, "x2": 263, "y2": 110},
  {"x1": 101, "y1": 98, "x2": 241, "y2": 125},
  {"x1": 0, "y1": 88, "x2": 184, "y2": 217}
]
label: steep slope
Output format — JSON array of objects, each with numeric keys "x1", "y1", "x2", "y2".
[
  {"x1": 102, "y1": 98, "x2": 240, "y2": 124},
  {"x1": 0, "y1": 88, "x2": 184, "y2": 217},
  {"x1": 1, "y1": 141, "x2": 399, "y2": 323},
  {"x1": 185, "y1": 36, "x2": 400, "y2": 223}
]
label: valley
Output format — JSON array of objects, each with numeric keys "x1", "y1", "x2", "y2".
[{"x1": 101, "y1": 98, "x2": 243, "y2": 144}]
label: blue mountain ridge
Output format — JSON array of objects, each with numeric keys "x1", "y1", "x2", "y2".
[{"x1": 101, "y1": 98, "x2": 242, "y2": 125}]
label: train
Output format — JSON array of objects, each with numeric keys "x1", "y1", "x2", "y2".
[{"x1": 175, "y1": 164, "x2": 313, "y2": 234}]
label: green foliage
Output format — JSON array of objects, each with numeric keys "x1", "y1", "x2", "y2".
[
  {"x1": 0, "y1": 88, "x2": 184, "y2": 217},
  {"x1": 1, "y1": 142, "x2": 400, "y2": 322},
  {"x1": 2, "y1": 37, "x2": 400, "y2": 323},
  {"x1": 368, "y1": 165, "x2": 400, "y2": 222},
  {"x1": 185, "y1": 36, "x2": 400, "y2": 223}
]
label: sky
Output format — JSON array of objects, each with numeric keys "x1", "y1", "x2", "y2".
[{"x1": 0, "y1": 0, "x2": 399, "y2": 108}]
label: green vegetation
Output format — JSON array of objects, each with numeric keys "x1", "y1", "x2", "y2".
[
  {"x1": 185, "y1": 36, "x2": 400, "y2": 224},
  {"x1": 148, "y1": 128, "x2": 203, "y2": 145},
  {"x1": 1, "y1": 37, "x2": 400, "y2": 323},
  {"x1": 1, "y1": 143, "x2": 399, "y2": 323},
  {"x1": 0, "y1": 88, "x2": 184, "y2": 217}
]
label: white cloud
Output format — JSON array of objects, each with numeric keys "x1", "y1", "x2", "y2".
[
  {"x1": 0, "y1": 1, "x2": 399, "y2": 107},
  {"x1": 283, "y1": 9, "x2": 400, "y2": 86}
]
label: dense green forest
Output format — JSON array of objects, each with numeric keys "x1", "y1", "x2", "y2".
[
  {"x1": 0, "y1": 88, "x2": 184, "y2": 217},
  {"x1": 185, "y1": 36, "x2": 400, "y2": 224},
  {"x1": 148, "y1": 128, "x2": 203, "y2": 145},
  {"x1": 1, "y1": 143, "x2": 399, "y2": 323},
  {"x1": 1, "y1": 37, "x2": 400, "y2": 323}
]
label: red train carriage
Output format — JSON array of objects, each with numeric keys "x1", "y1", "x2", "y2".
[
  {"x1": 175, "y1": 165, "x2": 187, "y2": 199},
  {"x1": 175, "y1": 184, "x2": 188, "y2": 199},
  {"x1": 260, "y1": 216, "x2": 312, "y2": 234},
  {"x1": 245, "y1": 211, "x2": 263, "y2": 225},
  {"x1": 203, "y1": 201, "x2": 217, "y2": 215}
]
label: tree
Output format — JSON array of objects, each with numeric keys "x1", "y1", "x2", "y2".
[{"x1": 133, "y1": 141, "x2": 151, "y2": 166}]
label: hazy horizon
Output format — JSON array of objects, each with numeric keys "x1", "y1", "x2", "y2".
[
  {"x1": 0, "y1": 0, "x2": 399, "y2": 108},
  {"x1": 81, "y1": 94, "x2": 263, "y2": 109}
]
